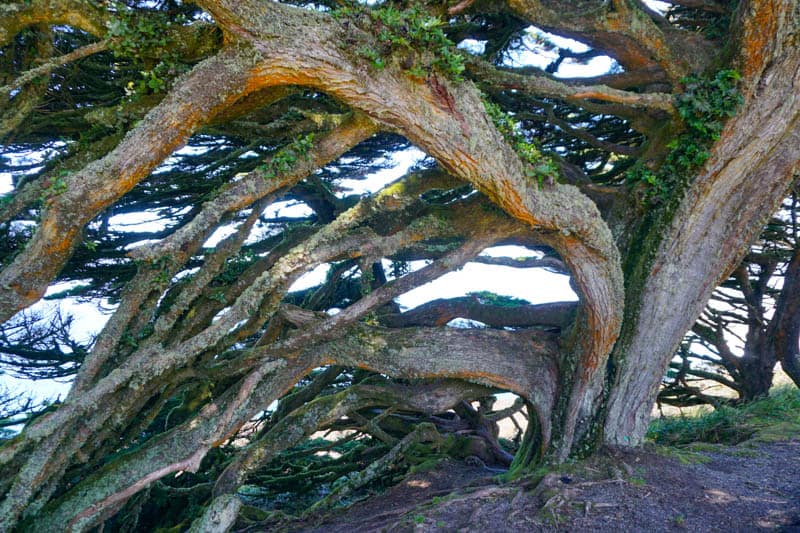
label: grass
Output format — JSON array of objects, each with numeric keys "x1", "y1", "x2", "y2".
[{"x1": 647, "y1": 386, "x2": 800, "y2": 446}]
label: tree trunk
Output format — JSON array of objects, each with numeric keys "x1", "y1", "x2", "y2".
[
  {"x1": 738, "y1": 345, "x2": 777, "y2": 401},
  {"x1": 774, "y1": 246, "x2": 800, "y2": 387},
  {"x1": 604, "y1": 0, "x2": 800, "y2": 446}
]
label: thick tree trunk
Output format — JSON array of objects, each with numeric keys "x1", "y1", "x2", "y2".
[
  {"x1": 604, "y1": 0, "x2": 800, "y2": 446},
  {"x1": 774, "y1": 246, "x2": 800, "y2": 387}
]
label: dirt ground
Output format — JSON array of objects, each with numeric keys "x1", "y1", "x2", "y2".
[{"x1": 269, "y1": 439, "x2": 800, "y2": 532}]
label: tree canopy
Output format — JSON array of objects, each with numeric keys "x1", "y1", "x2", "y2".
[{"x1": 0, "y1": 0, "x2": 798, "y2": 530}]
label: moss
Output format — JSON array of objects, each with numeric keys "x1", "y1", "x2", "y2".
[
  {"x1": 409, "y1": 458, "x2": 444, "y2": 474},
  {"x1": 727, "y1": 448, "x2": 760, "y2": 458},
  {"x1": 257, "y1": 134, "x2": 315, "y2": 181},
  {"x1": 684, "y1": 442, "x2": 720, "y2": 453},
  {"x1": 333, "y1": 4, "x2": 464, "y2": 80},
  {"x1": 607, "y1": 73, "x2": 746, "y2": 398},
  {"x1": 651, "y1": 444, "x2": 713, "y2": 465},
  {"x1": 626, "y1": 70, "x2": 742, "y2": 201}
]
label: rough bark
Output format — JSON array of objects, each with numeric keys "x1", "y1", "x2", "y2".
[
  {"x1": 774, "y1": 247, "x2": 800, "y2": 387},
  {"x1": 604, "y1": 0, "x2": 800, "y2": 445},
  {"x1": 196, "y1": 1, "x2": 624, "y2": 411}
]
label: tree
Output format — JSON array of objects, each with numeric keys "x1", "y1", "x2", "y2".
[
  {"x1": 660, "y1": 188, "x2": 800, "y2": 407},
  {"x1": 0, "y1": 0, "x2": 798, "y2": 530}
]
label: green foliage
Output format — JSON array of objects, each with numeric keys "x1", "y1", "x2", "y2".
[
  {"x1": 468, "y1": 290, "x2": 531, "y2": 307},
  {"x1": 106, "y1": 4, "x2": 186, "y2": 96},
  {"x1": 626, "y1": 70, "x2": 742, "y2": 200},
  {"x1": 214, "y1": 250, "x2": 257, "y2": 285},
  {"x1": 482, "y1": 99, "x2": 559, "y2": 186},
  {"x1": 107, "y1": 7, "x2": 174, "y2": 60},
  {"x1": 259, "y1": 134, "x2": 315, "y2": 180},
  {"x1": 334, "y1": 4, "x2": 465, "y2": 79},
  {"x1": 677, "y1": 70, "x2": 742, "y2": 140},
  {"x1": 38, "y1": 172, "x2": 69, "y2": 204},
  {"x1": 149, "y1": 255, "x2": 176, "y2": 286},
  {"x1": 647, "y1": 386, "x2": 800, "y2": 446}
]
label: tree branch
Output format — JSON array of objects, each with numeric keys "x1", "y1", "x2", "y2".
[
  {"x1": 0, "y1": 49, "x2": 256, "y2": 322},
  {"x1": 466, "y1": 57, "x2": 675, "y2": 115},
  {"x1": 0, "y1": 40, "x2": 109, "y2": 100},
  {"x1": 382, "y1": 297, "x2": 575, "y2": 328}
]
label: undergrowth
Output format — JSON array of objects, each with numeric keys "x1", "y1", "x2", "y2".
[{"x1": 646, "y1": 386, "x2": 800, "y2": 446}]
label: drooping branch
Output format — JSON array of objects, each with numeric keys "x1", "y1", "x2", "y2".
[
  {"x1": 196, "y1": 1, "x2": 623, "y2": 440},
  {"x1": 330, "y1": 325, "x2": 559, "y2": 419},
  {"x1": 129, "y1": 112, "x2": 375, "y2": 264},
  {"x1": 28, "y1": 355, "x2": 316, "y2": 532},
  {"x1": 211, "y1": 379, "x2": 491, "y2": 497},
  {"x1": 0, "y1": 48, "x2": 257, "y2": 322},
  {"x1": 466, "y1": 57, "x2": 675, "y2": 115},
  {"x1": 72, "y1": 113, "x2": 376, "y2": 394},
  {"x1": 0, "y1": 181, "x2": 510, "y2": 527},
  {"x1": 29, "y1": 313, "x2": 556, "y2": 530}
]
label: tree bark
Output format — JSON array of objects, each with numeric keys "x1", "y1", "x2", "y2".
[
  {"x1": 604, "y1": 0, "x2": 800, "y2": 446},
  {"x1": 774, "y1": 247, "x2": 800, "y2": 387}
]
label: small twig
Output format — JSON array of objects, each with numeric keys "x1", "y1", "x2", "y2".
[{"x1": 1, "y1": 40, "x2": 109, "y2": 99}]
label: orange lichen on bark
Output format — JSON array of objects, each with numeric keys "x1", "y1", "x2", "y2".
[
  {"x1": 738, "y1": 0, "x2": 779, "y2": 81},
  {"x1": 495, "y1": 179, "x2": 535, "y2": 226}
]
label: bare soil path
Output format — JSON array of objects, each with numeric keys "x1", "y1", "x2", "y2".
[{"x1": 270, "y1": 440, "x2": 800, "y2": 532}]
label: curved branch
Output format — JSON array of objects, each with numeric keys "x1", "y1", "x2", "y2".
[
  {"x1": 0, "y1": 0, "x2": 108, "y2": 46},
  {"x1": 200, "y1": 0, "x2": 623, "y2": 428},
  {"x1": 382, "y1": 297, "x2": 575, "y2": 328},
  {"x1": 505, "y1": 0, "x2": 715, "y2": 82},
  {"x1": 0, "y1": 40, "x2": 109, "y2": 100},
  {"x1": 466, "y1": 57, "x2": 675, "y2": 115},
  {"x1": 0, "y1": 49, "x2": 256, "y2": 322}
]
